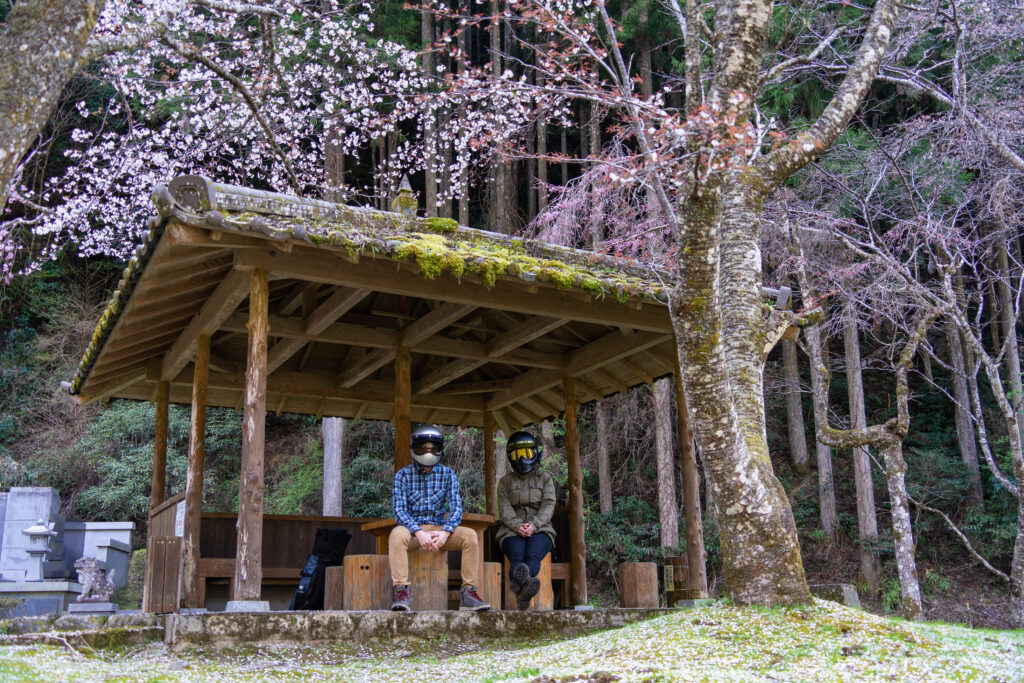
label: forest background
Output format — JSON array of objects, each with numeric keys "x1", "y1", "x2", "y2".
[{"x1": 0, "y1": 0, "x2": 1021, "y2": 627}]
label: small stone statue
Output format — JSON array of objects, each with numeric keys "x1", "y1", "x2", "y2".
[{"x1": 74, "y1": 557, "x2": 116, "y2": 603}]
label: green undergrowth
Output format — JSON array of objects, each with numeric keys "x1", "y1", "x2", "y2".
[{"x1": 0, "y1": 601, "x2": 1021, "y2": 681}]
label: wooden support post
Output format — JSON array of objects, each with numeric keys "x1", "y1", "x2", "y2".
[
  {"x1": 234, "y1": 269, "x2": 269, "y2": 604},
  {"x1": 484, "y1": 411, "x2": 496, "y2": 516},
  {"x1": 150, "y1": 380, "x2": 169, "y2": 510},
  {"x1": 181, "y1": 336, "x2": 209, "y2": 608},
  {"x1": 674, "y1": 344, "x2": 708, "y2": 598},
  {"x1": 563, "y1": 376, "x2": 587, "y2": 606},
  {"x1": 393, "y1": 345, "x2": 412, "y2": 471}
]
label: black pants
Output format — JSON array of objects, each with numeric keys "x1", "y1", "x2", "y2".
[{"x1": 501, "y1": 533, "x2": 554, "y2": 578}]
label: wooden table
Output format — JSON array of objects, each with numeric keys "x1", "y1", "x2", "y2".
[{"x1": 361, "y1": 513, "x2": 495, "y2": 597}]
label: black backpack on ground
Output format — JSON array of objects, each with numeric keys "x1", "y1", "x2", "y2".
[{"x1": 289, "y1": 527, "x2": 352, "y2": 610}]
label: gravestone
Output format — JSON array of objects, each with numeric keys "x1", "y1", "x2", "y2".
[{"x1": 0, "y1": 488, "x2": 61, "y2": 581}]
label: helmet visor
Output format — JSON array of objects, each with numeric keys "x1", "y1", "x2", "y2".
[
  {"x1": 413, "y1": 442, "x2": 441, "y2": 456},
  {"x1": 508, "y1": 446, "x2": 536, "y2": 462}
]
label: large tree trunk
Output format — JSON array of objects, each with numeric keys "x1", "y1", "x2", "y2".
[
  {"x1": 595, "y1": 401, "x2": 612, "y2": 514},
  {"x1": 671, "y1": 184, "x2": 809, "y2": 606},
  {"x1": 654, "y1": 378, "x2": 679, "y2": 547},
  {"x1": 421, "y1": 4, "x2": 437, "y2": 216},
  {"x1": 782, "y1": 336, "x2": 809, "y2": 471},
  {"x1": 843, "y1": 312, "x2": 882, "y2": 587},
  {"x1": 808, "y1": 323, "x2": 839, "y2": 542},
  {"x1": 0, "y1": 0, "x2": 103, "y2": 209},
  {"x1": 322, "y1": 417, "x2": 344, "y2": 516},
  {"x1": 946, "y1": 319, "x2": 984, "y2": 509}
]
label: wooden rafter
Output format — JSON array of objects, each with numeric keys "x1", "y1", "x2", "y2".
[
  {"x1": 160, "y1": 269, "x2": 251, "y2": 382},
  {"x1": 337, "y1": 302, "x2": 476, "y2": 388},
  {"x1": 266, "y1": 286, "x2": 370, "y2": 374}
]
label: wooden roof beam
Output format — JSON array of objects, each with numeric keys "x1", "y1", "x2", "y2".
[
  {"x1": 234, "y1": 247, "x2": 671, "y2": 332},
  {"x1": 77, "y1": 368, "x2": 148, "y2": 405},
  {"x1": 595, "y1": 367, "x2": 629, "y2": 395},
  {"x1": 160, "y1": 269, "x2": 252, "y2": 381},
  {"x1": 619, "y1": 358, "x2": 654, "y2": 385},
  {"x1": 278, "y1": 282, "x2": 318, "y2": 317},
  {"x1": 267, "y1": 286, "x2": 370, "y2": 374},
  {"x1": 337, "y1": 302, "x2": 476, "y2": 388},
  {"x1": 487, "y1": 330, "x2": 669, "y2": 411}
]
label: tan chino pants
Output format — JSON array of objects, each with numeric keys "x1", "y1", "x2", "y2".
[{"x1": 388, "y1": 524, "x2": 478, "y2": 587}]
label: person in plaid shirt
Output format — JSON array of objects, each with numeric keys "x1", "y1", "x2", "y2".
[{"x1": 389, "y1": 424, "x2": 489, "y2": 612}]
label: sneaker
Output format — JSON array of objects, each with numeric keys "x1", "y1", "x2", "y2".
[
  {"x1": 391, "y1": 585, "x2": 411, "y2": 612},
  {"x1": 517, "y1": 577, "x2": 541, "y2": 610},
  {"x1": 459, "y1": 585, "x2": 490, "y2": 611},
  {"x1": 510, "y1": 562, "x2": 530, "y2": 596}
]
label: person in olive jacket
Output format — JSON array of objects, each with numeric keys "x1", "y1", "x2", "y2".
[{"x1": 496, "y1": 430, "x2": 556, "y2": 609}]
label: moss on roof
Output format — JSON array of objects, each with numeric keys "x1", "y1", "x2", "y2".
[{"x1": 68, "y1": 177, "x2": 669, "y2": 397}]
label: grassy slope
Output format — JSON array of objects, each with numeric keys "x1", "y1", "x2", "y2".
[{"x1": 0, "y1": 601, "x2": 1022, "y2": 682}]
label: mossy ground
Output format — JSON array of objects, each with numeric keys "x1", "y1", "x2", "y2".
[{"x1": 0, "y1": 601, "x2": 1020, "y2": 681}]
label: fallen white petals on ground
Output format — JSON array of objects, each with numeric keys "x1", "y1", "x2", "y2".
[{"x1": 0, "y1": 600, "x2": 1021, "y2": 682}]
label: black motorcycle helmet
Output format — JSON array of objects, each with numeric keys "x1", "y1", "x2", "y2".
[
  {"x1": 506, "y1": 430, "x2": 542, "y2": 474},
  {"x1": 410, "y1": 424, "x2": 445, "y2": 468}
]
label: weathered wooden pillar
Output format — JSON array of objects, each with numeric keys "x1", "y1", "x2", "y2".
[
  {"x1": 150, "y1": 380, "x2": 169, "y2": 510},
  {"x1": 484, "y1": 411, "x2": 496, "y2": 516},
  {"x1": 181, "y1": 337, "x2": 209, "y2": 608},
  {"x1": 393, "y1": 345, "x2": 412, "y2": 471},
  {"x1": 563, "y1": 376, "x2": 587, "y2": 605},
  {"x1": 674, "y1": 348, "x2": 709, "y2": 598},
  {"x1": 233, "y1": 269, "x2": 269, "y2": 608}
]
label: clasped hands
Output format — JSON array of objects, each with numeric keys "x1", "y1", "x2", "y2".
[
  {"x1": 517, "y1": 521, "x2": 535, "y2": 538},
  {"x1": 413, "y1": 529, "x2": 450, "y2": 552}
]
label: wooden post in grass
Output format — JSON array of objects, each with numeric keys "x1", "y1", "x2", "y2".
[{"x1": 674, "y1": 342, "x2": 708, "y2": 598}]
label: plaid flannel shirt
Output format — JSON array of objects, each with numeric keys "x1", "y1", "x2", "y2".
[{"x1": 393, "y1": 463, "x2": 463, "y2": 533}]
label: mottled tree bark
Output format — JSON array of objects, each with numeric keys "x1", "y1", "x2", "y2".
[
  {"x1": 672, "y1": 186, "x2": 810, "y2": 606},
  {"x1": 322, "y1": 417, "x2": 344, "y2": 516},
  {"x1": 946, "y1": 320, "x2": 984, "y2": 509},
  {"x1": 654, "y1": 378, "x2": 679, "y2": 547},
  {"x1": 421, "y1": 3, "x2": 437, "y2": 217},
  {"x1": 0, "y1": 0, "x2": 104, "y2": 208},
  {"x1": 843, "y1": 312, "x2": 882, "y2": 587}
]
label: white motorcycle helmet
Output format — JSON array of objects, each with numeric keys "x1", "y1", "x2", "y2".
[{"x1": 410, "y1": 424, "x2": 445, "y2": 468}]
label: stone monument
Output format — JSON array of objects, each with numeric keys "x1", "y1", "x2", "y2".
[{"x1": 0, "y1": 487, "x2": 134, "y2": 617}]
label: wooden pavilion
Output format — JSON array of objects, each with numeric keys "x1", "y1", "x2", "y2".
[{"x1": 64, "y1": 174, "x2": 707, "y2": 611}]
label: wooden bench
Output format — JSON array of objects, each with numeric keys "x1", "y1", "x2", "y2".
[{"x1": 197, "y1": 557, "x2": 300, "y2": 606}]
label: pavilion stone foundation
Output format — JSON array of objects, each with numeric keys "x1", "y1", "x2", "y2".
[{"x1": 0, "y1": 487, "x2": 134, "y2": 617}]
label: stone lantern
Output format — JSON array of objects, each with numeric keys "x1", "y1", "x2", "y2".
[{"x1": 21, "y1": 519, "x2": 57, "y2": 581}]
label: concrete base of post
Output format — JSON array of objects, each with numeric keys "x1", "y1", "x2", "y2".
[{"x1": 224, "y1": 600, "x2": 270, "y2": 613}]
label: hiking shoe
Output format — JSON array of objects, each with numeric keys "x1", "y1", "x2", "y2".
[
  {"x1": 391, "y1": 585, "x2": 411, "y2": 612},
  {"x1": 510, "y1": 562, "x2": 530, "y2": 596},
  {"x1": 459, "y1": 585, "x2": 490, "y2": 611},
  {"x1": 517, "y1": 577, "x2": 541, "y2": 610}
]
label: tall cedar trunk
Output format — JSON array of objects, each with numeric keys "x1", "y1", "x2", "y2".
[
  {"x1": 843, "y1": 312, "x2": 882, "y2": 587},
  {"x1": 181, "y1": 334, "x2": 210, "y2": 608},
  {"x1": 781, "y1": 336, "x2": 809, "y2": 471},
  {"x1": 560, "y1": 128, "x2": 568, "y2": 185},
  {"x1": 595, "y1": 401, "x2": 612, "y2": 513},
  {"x1": 457, "y1": 5, "x2": 470, "y2": 225},
  {"x1": 879, "y1": 438, "x2": 924, "y2": 619},
  {"x1": 986, "y1": 280, "x2": 1001, "y2": 355},
  {"x1": 322, "y1": 417, "x2": 344, "y2": 516},
  {"x1": 421, "y1": 4, "x2": 437, "y2": 216},
  {"x1": 672, "y1": 186, "x2": 809, "y2": 606},
  {"x1": 808, "y1": 323, "x2": 839, "y2": 541},
  {"x1": 946, "y1": 320, "x2": 985, "y2": 508},
  {"x1": 536, "y1": 74, "x2": 548, "y2": 214},
  {"x1": 637, "y1": 5, "x2": 653, "y2": 102},
  {"x1": 488, "y1": 0, "x2": 509, "y2": 233},
  {"x1": 654, "y1": 378, "x2": 680, "y2": 548},
  {"x1": 997, "y1": 244, "x2": 1024, "y2": 441}
]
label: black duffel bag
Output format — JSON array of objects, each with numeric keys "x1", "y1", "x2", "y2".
[{"x1": 289, "y1": 527, "x2": 352, "y2": 610}]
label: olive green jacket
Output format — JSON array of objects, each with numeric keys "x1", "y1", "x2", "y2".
[{"x1": 495, "y1": 469, "x2": 556, "y2": 545}]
